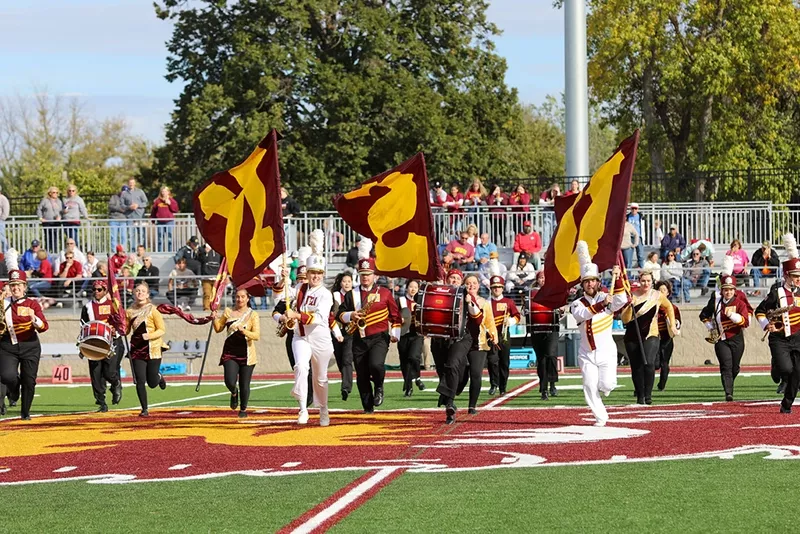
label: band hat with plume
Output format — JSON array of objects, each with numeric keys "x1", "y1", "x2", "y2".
[
  {"x1": 297, "y1": 246, "x2": 312, "y2": 267},
  {"x1": 782, "y1": 233, "x2": 800, "y2": 274},
  {"x1": 721, "y1": 255, "x2": 735, "y2": 277},
  {"x1": 5, "y1": 248, "x2": 26, "y2": 284},
  {"x1": 357, "y1": 237, "x2": 375, "y2": 274},
  {"x1": 306, "y1": 229, "x2": 326, "y2": 273},
  {"x1": 577, "y1": 241, "x2": 599, "y2": 281},
  {"x1": 489, "y1": 257, "x2": 504, "y2": 287}
]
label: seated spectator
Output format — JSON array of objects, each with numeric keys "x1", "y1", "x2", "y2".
[
  {"x1": 174, "y1": 236, "x2": 202, "y2": 274},
  {"x1": 506, "y1": 253, "x2": 536, "y2": 291},
  {"x1": 660, "y1": 224, "x2": 686, "y2": 261},
  {"x1": 751, "y1": 240, "x2": 780, "y2": 288},
  {"x1": 28, "y1": 250, "x2": 54, "y2": 302},
  {"x1": 124, "y1": 254, "x2": 142, "y2": 277},
  {"x1": 109, "y1": 244, "x2": 127, "y2": 274},
  {"x1": 620, "y1": 221, "x2": 640, "y2": 270},
  {"x1": 475, "y1": 233, "x2": 497, "y2": 266},
  {"x1": 135, "y1": 256, "x2": 160, "y2": 297},
  {"x1": 199, "y1": 243, "x2": 223, "y2": 310},
  {"x1": 441, "y1": 250, "x2": 455, "y2": 273},
  {"x1": 513, "y1": 221, "x2": 542, "y2": 270},
  {"x1": 120, "y1": 265, "x2": 135, "y2": 306},
  {"x1": 135, "y1": 244, "x2": 147, "y2": 264},
  {"x1": 684, "y1": 249, "x2": 711, "y2": 296},
  {"x1": 445, "y1": 231, "x2": 476, "y2": 271},
  {"x1": 465, "y1": 224, "x2": 479, "y2": 249},
  {"x1": 56, "y1": 251, "x2": 83, "y2": 297},
  {"x1": 345, "y1": 238, "x2": 361, "y2": 269},
  {"x1": 661, "y1": 251, "x2": 689, "y2": 303},
  {"x1": 725, "y1": 239, "x2": 749, "y2": 276},
  {"x1": 168, "y1": 257, "x2": 198, "y2": 310},
  {"x1": 79, "y1": 251, "x2": 99, "y2": 296},
  {"x1": 680, "y1": 239, "x2": 715, "y2": 264},
  {"x1": 92, "y1": 261, "x2": 109, "y2": 280},
  {"x1": 56, "y1": 238, "x2": 86, "y2": 271},
  {"x1": 643, "y1": 251, "x2": 661, "y2": 282},
  {"x1": 653, "y1": 220, "x2": 664, "y2": 247},
  {"x1": 19, "y1": 240, "x2": 41, "y2": 273}
]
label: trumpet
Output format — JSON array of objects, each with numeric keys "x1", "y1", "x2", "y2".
[
  {"x1": 346, "y1": 299, "x2": 374, "y2": 336},
  {"x1": 761, "y1": 305, "x2": 796, "y2": 341},
  {"x1": 277, "y1": 297, "x2": 297, "y2": 338}
]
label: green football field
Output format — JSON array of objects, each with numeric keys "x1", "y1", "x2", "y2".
[{"x1": 1, "y1": 371, "x2": 798, "y2": 533}]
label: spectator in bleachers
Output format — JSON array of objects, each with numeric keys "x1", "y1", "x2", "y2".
[
  {"x1": 464, "y1": 179, "x2": 486, "y2": 226},
  {"x1": 625, "y1": 203, "x2": 646, "y2": 268},
  {"x1": 441, "y1": 249, "x2": 455, "y2": 273},
  {"x1": 124, "y1": 254, "x2": 142, "y2": 277},
  {"x1": 135, "y1": 256, "x2": 160, "y2": 297},
  {"x1": 725, "y1": 239, "x2": 749, "y2": 277},
  {"x1": 653, "y1": 220, "x2": 664, "y2": 247},
  {"x1": 430, "y1": 181, "x2": 447, "y2": 206},
  {"x1": 174, "y1": 236, "x2": 202, "y2": 274},
  {"x1": 538, "y1": 183, "x2": 561, "y2": 206},
  {"x1": 122, "y1": 178, "x2": 148, "y2": 249},
  {"x1": 37, "y1": 186, "x2": 64, "y2": 251},
  {"x1": 110, "y1": 244, "x2": 127, "y2": 274},
  {"x1": 513, "y1": 220, "x2": 542, "y2": 270},
  {"x1": 660, "y1": 224, "x2": 686, "y2": 261},
  {"x1": 199, "y1": 243, "x2": 223, "y2": 311},
  {"x1": 445, "y1": 231, "x2": 476, "y2": 271},
  {"x1": 539, "y1": 184, "x2": 560, "y2": 246},
  {"x1": 0, "y1": 184, "x2": 9, "y2": 252},
  {"x1": 56, "y1": 238, "x2": 86, "y2": 271},
  {"x1": 487, "y1": 185, "x2": 508, "y2": 242},
  {"x1": 475, "y1": 233, "x2": 497, "y2": 265},
  {"x1": 751, "y1": 240, "x2": 780, "y2": 288},
  {"x1": 168, "y1": 257, "x2": 198, "y2": 311},
  {"x1": 28, "y1": 250, "x2": 54, "y2": 301},
  {"x1": 280, "y1": 187, "x2": 301, "y2": 218},
  {"x1": 19, "y1": 240, "x2": 41, "y2": 273},
  {"x1": 444, "y1": 185, "x2": 465, "y2": 233},
  {"x1": 61, "y1": 184, "x2": 89, "y2": 246},
  {"x1": 79, "y1": 251, "x2": 98, "y2": 296},
  {"x1": 564, "y1": 179, "x2": 581, "y2": 197},
  {"x1": 509, "y1": 184, "x2": 531, "y2": 212},
  {"x1": 108, "y1": 185, "x2": 129, "y2": 250},
  {"x1": 684, "y1": 249, "x2": 711, "y2": 296},
  {"x1": 465, "y1": 224, "x2": 479, "y2": 249},
  {"x1": 661, "y1": 251, "x2": 689, "y2": 302},
  {"x1": 680, "y1": 239, "x2": 715, "y2": 265},
  {"x1": 289, "y1": 250, "x2": 300, "y2": 283},
  {"x1": 346, "y1": 237, "x2": 360, "y2": 270},
  {"x1": 120, "y1": 265, "x2": 135, "y2": 306},
  {"x1": 642, "y1": 251, "x2": 661, "y2": 284},
  {"x1": 150, "y1": 186, "x2": 179, "y2": 252},
  {"x1": 92, "y1": 260, "x2": 108, "y2": 280},
  {"x1": 621, "y1": 221, "x2": 640, "y2": 270},
  {"x1": 507, "y1": 252, "x2": 536, "y2": 291},
  {"x1": 479, "y1": 251, "x2": 506, "y2": 291},
  {"x1": 56, "y1": 250, "x2": 83, "y2": 297}
]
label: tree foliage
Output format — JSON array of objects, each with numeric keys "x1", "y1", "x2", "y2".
[
  {"x1": 581, "y1": 0, "x2": 800, "y2": 201},
  {"x1": 150, "y1": 0, "x2": 572, "y2": 210}
]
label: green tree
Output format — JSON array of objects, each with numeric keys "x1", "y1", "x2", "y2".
[{"x1": 151, "y1": 0, "x2": 548, "y2": 210}]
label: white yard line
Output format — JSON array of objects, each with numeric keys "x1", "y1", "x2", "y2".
[
  {"x1": 483, "y1": 379, "x2": 540, "y2": 409},
  {"x1": 147, "y1": 382, "x2": 283, "y2": 408}
]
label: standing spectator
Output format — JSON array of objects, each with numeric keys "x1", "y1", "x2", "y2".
[
  {"x1": 135, "y1": 256, "x2": 160, "y2": 297},
  {"x1": 37, "y1": 186, "x2": 64, "y2": 251},
  {"x1": 444, "y1": 185, "x2": 465, "y2": 235},
  {"x1": 174, "y1": 236, "x2": 202, "y2": 274},
  {"x1": 121, "y1": 178, "x2": 148, "y2": 249},
  {"x1": 661, "y1": 251, "x2": 688, "y2": 303},
  {"x1": 564, "y1": 179, "x2": 581, "y2": 197},
  {"x1": 513, "y1": 220, "x2": 542, "y2": 270},
  {"x1": 507, "y1": 253, "x2": 536, "y2": 291},
  {"x1": 430, "y1": 181, "x2": 448, "y2": 207},
  {"x1": 0, "y1": 184, "x2": 9, "y2": 252},
  {"x1": 486, "y1": 185, "x2": 507, "y2": 243},
  {"x1": 643, "y1": 251, "x2": 662, "y2": 282},
  {"x1": 445, "y1": 231, "x2": 476, "y2": 271},
  {"x1": 508, "y1": 184, "x2": 531, "y2": 235},
  {"x1": 538, "y1": 183, "x2": 561, "y2": 247},
  {"x1": 464, "y1": 178, "x2": 486, "y2": 227},
  {"x1": 61, "y1": 184, "x2": 89, "y2": 246},
  {"x1": 109, "y1": 244, "x2": 127, "y2": 274},
  {"x1": 56, "y1": 250, "x2": 83, "y2": 297},
  {"x1": 684, "y1": 249, "x2": 711, "y2": 296},
  {"x1": 653, "y1": 220, "x2": 665, "y2": 247},
  {"x1": 19, "y1": 240, "x2": 42, "y2": 273},
  {"x1": 168, "y1": 257, "x2": 198, "y2": 310},
  {"x1": 199, "y1": 243, "x2": 223, "y2": 311},
  {"x1": 625, "y1": 203, "x2": 646, "y2": 268},
  {"x1": 108, "y1": 185, "x2": 129, "y2": 250},
  {"x1": 538, "y1": 183, "x2": 561, "y2": 205},
  {"x1": 660, "y1": 224, "x2": 686, "y2": 261},
  {"x1": 280, "y1": 187, "x2": 301, "y2": 218},
  {"x1": 725, "y1": 239, "x2": 749, "y2": 276},
  {"x1": 56, "y1": 239, "x2": 87, "y2": 271},
  {"x1": 620, "y1": 221, "x2": 640, "y2": 270},
  {"x1": 150, "y1": 186, "x2": 179, "y2": 252},
  {"x1": 751, "y1": 240, "x2": 780, "y2": 288}
]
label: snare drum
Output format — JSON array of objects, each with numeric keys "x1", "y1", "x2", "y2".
[
  {"x1": 78, "y1": 321, "x2": 114, "y2": 361},
  {"x1": 415, "y1": 283, "x2": 466, "y2": 338},
  {"x1": 526, "y1": 289, "x2": 560, "y2": 334}
]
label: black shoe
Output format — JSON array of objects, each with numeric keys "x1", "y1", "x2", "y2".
[
  {"x1": 541, "y1": 391, "x2": 549, "y2": 401},
  {"x1": 445, "y1": 404, "x2": 456, "y2": 424},
  {"x1": 549, "y1": 386, "x2": 558, "y2": 397},
  {"x1": 363, "y1": 407, "x2": 374, "y2": 414},
  {"x1": 238, "y1": 410, "x2": 248, "y2": 418},
  {"x1": 20, "y1": 415, "x2": 31, "y2": 421},
  {"x1": 644, "y1": 397, "x2": 652, "y2": 405},
  {"x1": 374, "y1": 389, "x2": 384, "y2": 407},
  {"x1": 158, "y1": 376, "x2": 167, "y2": 390},
  {"x1": 725, "y1": 394, "x2": 734, "y2": 402},
  {"x1": 341, "y1": 390, "x2": 349, "y2": 401},
  {"x1": 139, "y1": 409, "x2": 149, "y2": 417},
  {"x1": 468, "y1": 407, "x2": 477, "y2": 415},
  {"x1": 637, "y1": 396, "x2": 646, "y2": 405},
  {"x1": 0, "y1": 403, "x2": 5, "y2": 416},
  {"x1": 8, "y1": 400, "x2": 16, "y2": 407},
  {"x1": 111, "y1": 382, "x2": 123, "y2": 405},
  {"x1": 95, "y1": 399, "x2": 102, "y2": 406},
  {"x1": 499, "y1": 389, "x2": 506, "y2": 396},
  {"x1": 10, "y1": 383, "x2": 20, "y2": 404},
  {"x1": 307, "y1": 395, "x2": 313, "y2": 408},
  {"x1": 97, "y1": 404, "x2": 108, "y2": 413},
  {"x1": 403, "y1": 388, "x2": 412, "y2": 397},
  {"x1": 230, "y1": 388, "x2": 239, "y2": 411},
  {"x1": 437, "y1": 394, "x2": 446, "y2": 407},
  {"x1": 488, "y1": 385, "x2": 497, "y2": 396},
  {"x1": 777, "y1": 382, "x2": 787, "y2": 395},
  {"x1": 657, "y1": 381, "x2": 666, "y2": 391},
  {"x1": 780, "y1": 405, "x2": 792, "y2": 414},
  {"x1": 415, "y1": 378, "x2": 425, "y2": 391}
]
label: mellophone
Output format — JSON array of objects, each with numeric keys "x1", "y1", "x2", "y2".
[{"x1": 77, "y1": 321, "x2": 115, "y2": 361}]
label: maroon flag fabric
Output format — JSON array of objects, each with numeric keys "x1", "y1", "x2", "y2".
[
  {"x1": 106, "y1": 255, "x2": 127, "y2": 334},
  {"x1": 193, "y1": 129, "x2": 285, "y2": 287},
  {"x1": 534, "y1": 131, "x2": 640, "y2": 309},
  {"x1": 156, "y1": 304, "x2": 215, "y2": 325},
  {"x1": 208, "y1": 258, "x2": 228, "y2": 312},
  {"x1": 333, "y1": 153, "x2": 442, "y2": 281}
]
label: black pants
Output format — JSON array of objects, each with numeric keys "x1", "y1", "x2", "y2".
[
  {"x1": 768, "y1": 333, "x2": 800, "y2": 411},
  {"x1": 223, "y1": 360, "x2": 255, "y2": 410},
  {"x1": 132, "y1": 359, "x2": 162, "y2": 410},
  {"x1": 286, "y1": 331, "x2": 313, "y2": 401},
  {"x1": 430, "y1": 337, "x2": 451, "y2": 381},
  {"x1": 437, "y1": 333, "x2": 487, "y2": 408},
  {"x1": 333, "y1": 334, "x2": 354, "y2": 394},
  {"x1": 714, "y1": 332, "x2": 744, "y2": 397},
  {"x1": 531, "y1": 331, "x2": 559, "y2": 392},
  {"x1": 625, "y1": 336, "x2": 661, "y2": 401},
  {"x1": 0, "y1": 338, "x2": 41, "y2": 418},
  {"x1": 487, "y1": 340, "x2": 511, "y2": 392},
  {"x1": 398, "y1": 333, "x2": 423, "y2": 389},
  {"x1": 88, "y1": 338, "x2": 124, "y2": 405},
  {"x1": 657, "y1": 337, "x2": 674, "y2": 389},
  {"x1": 353, "y1": 333, "x2": 389, "y2": 410}
]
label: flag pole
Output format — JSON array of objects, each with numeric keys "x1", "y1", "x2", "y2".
[
  {"x1": 195, "y1": 323, "x2": 214, "y2": 392},
  {"x1": 195, "y1": 259, "x2": 228, "y2": 392}
]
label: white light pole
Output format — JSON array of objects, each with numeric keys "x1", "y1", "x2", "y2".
[{"x1": 564, "y1": 0, "x2": 589, "y2": 179}]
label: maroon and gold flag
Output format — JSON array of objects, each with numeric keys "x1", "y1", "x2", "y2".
[
  {"x1": 106, "y1": 256, "x2": 127, "y2": 334},
  {"x1": 333, "y1": 153, "x2": 441, "y2": 281},
  {"x1": 158, "y1": 259, "x2": 228, "y2": 325},
  {"x1": 534, "y1": 130, "x2": 640, "y2": 309},
  {"x1": 193, "y1": 129, "x2": 285, "y2": 287}
]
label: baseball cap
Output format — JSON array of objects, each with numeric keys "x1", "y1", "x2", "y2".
[
  {"x1": 669, "y1": 223, "x2": 678, "y2": 230},
  {"x1": 116, "y1": 244, "x2": 124, "y2": 252},
  {"x1": 489, "y1": 251, "x2": 499, "y2": 259},
  {"x1": 762, "y1": 240, "x2": 771, "y2": 248},
  {"x1": 523, "y1": 220, "x2": 532, "y2": 227},
  {"x1": 433, "y1": 181, "x2": 442, "y2": 188},
  {"x1": 31, "y1": 239, "x2": 40, "y2": 247},
  {"x1": 291, "y1": 251, "x2": 299, "y2": 258},
  {"x1": 189, "y1": 236, "x2": 199, "y2": 245},
  {"x1": 630, "y1": 202, "x2": 639, "y2": 209},
  {"x1": 121, "y1": 185, "x2": 130, "y2": 192}
]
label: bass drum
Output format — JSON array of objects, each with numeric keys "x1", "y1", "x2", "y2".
[
  {"x1": 78, "y1": 321, "x2": 114, "y2": 361},
  {"x1": 526, "y1": 288, "x2": 560, "y2": 334},
  {"x1": 415, "y1": 283, "x2": 466, "y2": 338}
]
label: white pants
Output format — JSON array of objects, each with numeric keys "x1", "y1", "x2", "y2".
[
  {"x1": 291, "y1": 333, "x2": 334, "y2": 410},
  {"x1": 578, "y1": 348, "x2": 618, "y2": 424}
]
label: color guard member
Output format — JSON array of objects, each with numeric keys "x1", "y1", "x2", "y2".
[{"x1": 126, "y1": 282, "x2": 168, "y2": 417}]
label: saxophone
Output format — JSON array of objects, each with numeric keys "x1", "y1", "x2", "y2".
[
  {"x1": 704, "y1": 298, "x2": 723, "y2": 344},
  {"x1": 761, "y1": 304, "x2": 796, "y2": 341},
  {"x1": 346, "y1": 298, "x2": 374, "y2": 337}
]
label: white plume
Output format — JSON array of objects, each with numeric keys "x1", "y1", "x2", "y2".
[
  {"x1": 576, "y1": 241, "x2": 591, "y2": 269},
  {"x1": 721, "y1": 255, "x2": 734, "y2": 277},
  {"x1": 297, "y1": 246, "x2": 312, "y2": 266},
  {"x1": 784, "y1": 233, "x2": 798, "y2": 260},
  {"x1": 5, "y1": 248, "x2": 18, "y2": 272},
  {"x1": 488, "y1": 258, "x2": 502, "y2": 277},
  {"x1": 309, "y1": 228, "x2": 325, "y2": 255},
  {"x1": 358, "y1": 237, "x2": 373, "y2": 260}
]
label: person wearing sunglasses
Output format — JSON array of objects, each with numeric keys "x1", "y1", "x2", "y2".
[{"x1": 61, "y1": 184, "x2": 89, "y2": 247}]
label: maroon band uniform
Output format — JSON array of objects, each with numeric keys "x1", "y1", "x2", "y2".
[{"x1": 487, "y1": 276, "x2": 520, "y2": 396}]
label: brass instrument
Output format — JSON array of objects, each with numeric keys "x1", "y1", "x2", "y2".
[
  {"x1": 346, "y1": 298, "x2": 374, "y2": 336},
  {"x1": 704, "y1": 298, "x2": 723, "y2": 344},
  {"x1": 277, "y1": 296, "x2": 297, "y2": 338},
  {"x1": 761, "y1": 305, "x2": 796, "y2": 341}
]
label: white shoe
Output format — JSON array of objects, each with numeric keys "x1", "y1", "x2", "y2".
[
  {"x1": 594, "y1": 419, "x2": 607, "y2": 427},
  {"x1": 297, "y1": 410, "x2": 309, "y2": 424},
  {"x1": 319, "y1": 407, "x2": 330, "y2": 427}
]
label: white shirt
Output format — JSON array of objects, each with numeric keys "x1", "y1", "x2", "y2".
[{"x1": 570, "y1": 289, "x2": 628, "y2": 354}]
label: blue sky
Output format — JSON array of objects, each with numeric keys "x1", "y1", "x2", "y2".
[{"x1": 0, "y1": 0, "x2": 564, "y2": 143}]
